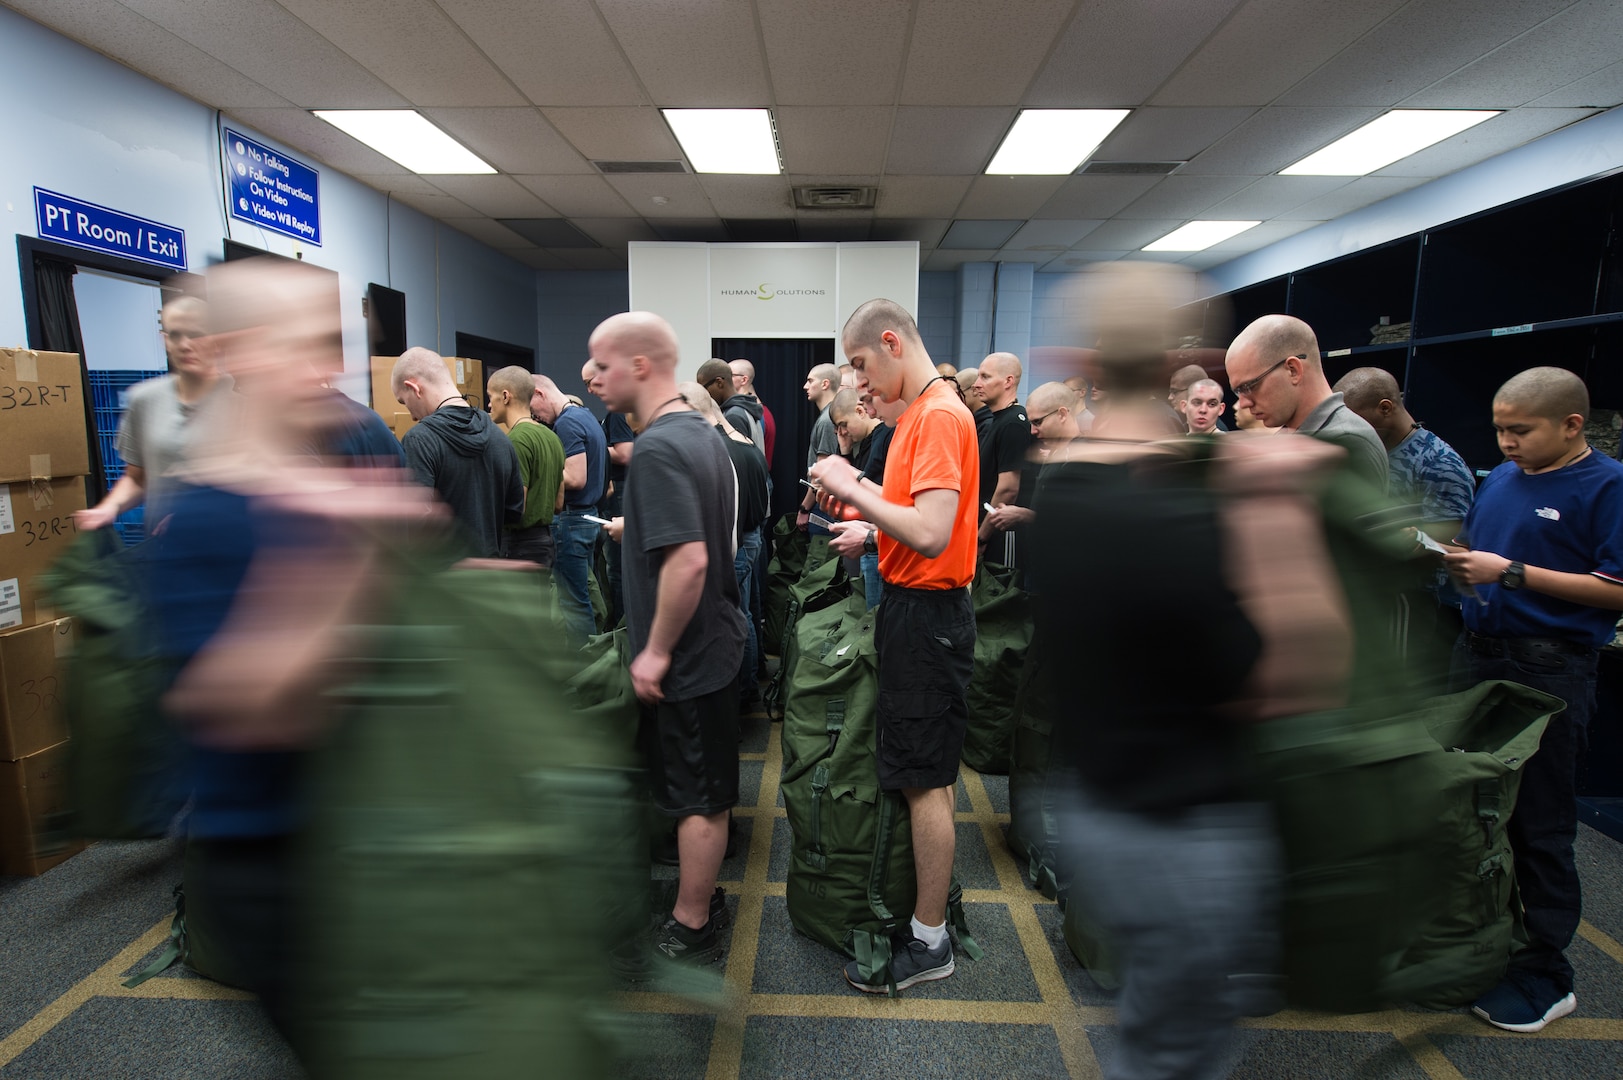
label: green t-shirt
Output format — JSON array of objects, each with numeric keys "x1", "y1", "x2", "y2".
[{"x1": 506, "y1": 420, "x2": 566, "y2": 530}]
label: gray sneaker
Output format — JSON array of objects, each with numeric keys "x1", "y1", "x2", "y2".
[{"x1": 843, "y1": 929, "x2": 954, "y2": 994}]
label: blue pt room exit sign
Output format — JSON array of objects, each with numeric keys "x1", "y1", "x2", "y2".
[{"x1": 34, "y1": 188, "x2": 187, "y2": 272}]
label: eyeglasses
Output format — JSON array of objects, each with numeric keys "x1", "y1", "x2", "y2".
[
  {"x1": 1232, "y1": 355, "x2": 1302, "y2": 399},
  {"x1": 1029, "y1": 410, "x2": 1059, "y2": 428}
]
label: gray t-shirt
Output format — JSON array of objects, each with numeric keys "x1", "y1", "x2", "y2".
[
  {"x1": 116, "y1": 374, "x2": 229, "y2": 518},
  {"x1": 1297, "y1": 392, "x2": 1390, "y2": 494},
  {"x1": 623, "y1": 410, "x2": 747, "y2": 700},
  {"x1": 807, "y1": 403, "x2": 839, "y2": 470}
]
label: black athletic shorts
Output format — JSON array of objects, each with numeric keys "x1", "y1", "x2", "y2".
[
  {"x1": 874, "y1": 582, "x2": 975, "y2": 792},
  {"x1": 638, "y1": 681, "x2": 740, "y2": 817}
]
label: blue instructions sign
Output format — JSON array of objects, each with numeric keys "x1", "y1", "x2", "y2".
[
  {"x1": 225, "y1": 127, "x2": 321, "y2": 245},
  {"x1": 34, "y1": 188, "x2": 187, "y2": 272}
]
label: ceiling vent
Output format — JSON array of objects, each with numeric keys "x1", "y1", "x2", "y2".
[
  {"x1": 794, "y1": 186, "x2": 877, "y2": 210},
  {"x1": 592, "y1": 160, "x2": 688, "y2": 174},
  {"x1": 1079, "y1": 161, "x2": 1185, "y2": 175}
]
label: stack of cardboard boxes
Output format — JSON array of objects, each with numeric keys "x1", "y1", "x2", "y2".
[
  {"x1": 369, "y1": 355, "x2": 485, "y2": 439},
  {"x1": 0, "y1": 347, "x2": 91, "y2": 876}
]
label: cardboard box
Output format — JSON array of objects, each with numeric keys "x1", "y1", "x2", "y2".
[
  {"x1": 0, "y1": 478, "x2": 88, "y2": 631},
  {"x1": 0, "y1": 349, "x2": 90, "y2": 483},
  {"x1": 369, "y1": 356, "x2": 485, "y2": 439},
  {"x1": 0, "y1": 739, "x2": 83, "y2": 877},
  {"x1": 0, "y1": 618, "x2": 74, "y2": 760}
]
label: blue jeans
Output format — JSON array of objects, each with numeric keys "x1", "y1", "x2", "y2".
[
  {"x1": 1058, "y1": 783, "x2": 1282, "y2": 1080},
  {"x1": 550, "y1": 510, "x2": 598, "y2": 648},
  {"x1": 1451, "y1": 635, "x2": 1598, "y2": 998},
  {"x1": 859, "y1": 550, "x2": 883, "y2": 610},
  {"x1": 734, "y1": 525, "x2": 763, "y2": 694}
]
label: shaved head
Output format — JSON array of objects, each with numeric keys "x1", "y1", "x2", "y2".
[
  {"x1": 677, "y1": 380, "x2": 721, "y2": 421},
  {"x1": 590, "y1": 311, "x2": 680, "y2": 373},
  {"x1": 829, "y1": 387, "x2": 863, "y2": 421},
  {"x1": 730, "y1": 358, "x2": 755, "y2": 382},
  {"x1": 696, "y1": 358, "x2": 733, "y2": 386},
  {"x1": 1028, "y1": 381, "x2": 1077, "y2": 415},
  {"x1": 487, "y1": 364, "x2": 534, "y2": 401},
  {"x1": 1169, "y1": 363, "x2": 1207, "y2": 392},
  {"x1": 1496, "y1": 366, "x2": 1589, "y2": 422},
  {"x1": 980, "y1": 352, "x2": 1022, "y2": 381},
  {"x1": 1230, "y1": 314, "x2": 1320, "y2": 369},
  {"x1": 391, "y1": 347, "x2": 454, "y2": 396},
  {"x1": 1334, "y1": 366, "x2": 1401, "y2": 412},
  {"x1": 842, "y1": 298, "x2": 922, "y2": 354}
]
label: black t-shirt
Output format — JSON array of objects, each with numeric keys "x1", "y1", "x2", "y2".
[
  {"x1": 623, "y1": 411, "x2": 747, "y2": 700},
  {"x1": 979, "y1": 401, "x2": 1034, "y2": 509},
  {"x1": 604, "y1": 412, "x2": 634, "y2": 483},
  {"x1": 717, "y1": 425, "x2": 770, "y2": 537},
  {"x1": 861, "y1": 423, "x2": 895, "y2": 487}
]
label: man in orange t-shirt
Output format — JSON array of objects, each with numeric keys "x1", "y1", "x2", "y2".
[{"x1": 809, "y1": 298, "x2": 980, "y2": 994}]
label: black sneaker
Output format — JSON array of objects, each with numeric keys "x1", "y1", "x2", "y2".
[
  {"x1": 843, "y1": 929, "x2": 953, "y2": 994},
  {"x1": 650, "y1": 882, "x2": 729, "y2": 931}
]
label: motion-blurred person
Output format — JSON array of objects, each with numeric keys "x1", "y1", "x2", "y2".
[
  {"x1": 1225, "y1": 315, "x2": 1388, "y2": 492},
  {"x1": 1062, "y1": 375, "x2": 1098, "y2": 434},
  {"x1": 532, "y1": 374, "x2": 608, "y2": 646},
  {"x1": 1336, "y1": 366, "x2": 1473, "y2": 677},
  {"x1": 838, "y1": 363, "x2": 857, "y2": 390},
  {"x1": 1032, "y1": 263, "x2": 1283, "y2": 1080},
  {"x1": 810, "y1": 299, "x2": 979, "y2": 993},
  {"x1": 591, "y1": 313, "x2": 746, "y2": 973},
  {"x1": 77, "y1": 295, "x2": 231, "y2": 532},
  {"x1": 391, "y1": 349, "x2": 522, "y2": 559},
  {"x1": 679, "y1": 382, "x2": 770, "y2": 709},
  {"x1": 697, "y1": 358, "x2": 765, "y2": 455},
  {"x1": 1185, "y1": 378, "x2": 1227, "y2": 435},
  {"x1": 1441, "y1": 367, "x2": 1623, "y2": 1033},
  {"x1": 150, "y1": 259, "x2": 448, "y2": 1042},
  {"x1": 488, "y1": 365, "x2": 565, "y2": 568},
  {"x1": 982, "y1": 381, "x2": 1085, "y2": 579},
  {"x1": 586, "y1": 358, "x2": 636, "y2": 628},
  {"x1": 794, "y1": 363, "x2": 841, "y2": 531}
]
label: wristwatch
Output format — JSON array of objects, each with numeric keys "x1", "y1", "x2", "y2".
[
  {"x1": 863, "y1": 527, "x2": 879, "y2": 554},
  {"x1": 1500, "y1": 560, "x2": 1526, "y2": 590}
]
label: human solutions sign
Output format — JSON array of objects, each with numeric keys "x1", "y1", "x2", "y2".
[{"x1": 628, "y1": 242, "x2": 918, "y2": 365}]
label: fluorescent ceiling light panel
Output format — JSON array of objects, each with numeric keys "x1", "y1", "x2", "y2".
[
  {"x1": 1143, "y1": 220, "x2": 1261, "y2": 251},
  {"x1": 1281, "y1": 109, "x2": 1500, "y2": 176},
  {"x1": 312, "y1": 110, "x2": 495, "y2": 174},
  {"x1": 986, "y1": 110, "x2": 1131, "y2": 175},
  {"x1": 661, "y1": 109, "x2": 780, "y2": 174}
]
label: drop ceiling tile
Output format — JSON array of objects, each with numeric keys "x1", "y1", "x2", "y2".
[
  {"x1": 352, "y1": 174, "x2": 447, "y2": 196},
  {"x1": 603, "y1": 173, "x2": 715, "y2": 218},
  {"x1": 421, "y1": 109, "x2": 595, "y2": 174},
  {"x1": 758, "y1": 0, "x2": 913, "y2": 106},
  {"x1": 1114, "y1": 175, "x2": 1256, "y2": 220},
  {"x1": 118, "y1": 0, "x2": 410, "y2": 108},
  {"x1": 886, "y1": 108, "x2": 1016, "y2": 174},
  {"x1": 574, "y1": 218, "x2": 663, "y2": 247},
  {"x1": 1024, "y1": 0, "x2": 1243, "y2": 106},
  {"x1": 795, "y1": 212, "x2": 875, "y2": 242},
  {"x1": 1276, "y1": 0, "x2": 1575, "y2": 107},
  {"x1": 1151, "y1": 0, "x2": 1408, "y2": 106},
  {"x1": 1073, "y1": 219, "x2": 1183, "y2": 251},
  {"x1": 923, "y1": 249, "x2": 1000, "y2": 271},
  {"x1": 227, "y1": 108, "x2": 411, "y2": 175},
  {"x1": 504, "y1": 248, "x2": 571, "y2": 270},
  {"x1": 1092, "y1": 108, "x2": 1257, "y2": 163},
  {"x1": 436, "y1": 0, "x2": 645, "y2": 107},
  {"x1": 444, "y1": 217, "x2": 536, "y2": 249},
  {"x1": 595, "y1": 0, "x2": 771, "y2": 106},
  {"x1": 513, "y1": 175, "x2": 637, "y2": 217},
  {"x1": 697, "y1": 176, "x2": 795, "y2": 218},
  {"x1": 389, "y1": 189, "x2": 480, "y2": 218},
  {"x1": 1199, "y1": 176, "x2": 1354, "y2": 219},
  {"x1": 870, "y1": 219, "x2": 952, "y2": 245},
  {"x1": 876, "y1": 176, "x2": 975, "y2": 217},
  {"x1": 1403, "y1": 0, "x2": 1623, "y2": 108},
  {"x1": 1041, "y1": 251, "x2": 1128, "y2": 271},
  {"x1": 1373, "y1": 107, "x2": 1600, "y2": 177},
  {"x1": 1530, "y1": 59, "x2": 1623, "y2": 108},
  {"x1": 775, "y1": 108, "x2": 894, "y2": 174},
  {"x1": 940, "y1": 220, "x2": 1023, "y2": 249},
  {"x1": 276, "y1": 0, "x2": 526, "y2": 106},
  {"x1": 541, "y1": 108, "x2": 684, "y2": 162},
  {"x1": 1129, "y1": 249, "x2": 1198, "y2": 264},
  {"x1": 1003, "y1": 220, "x2": 1106, "y2": 250},
  {"x1": 1274, "y1": 176, "x2": 1426, "y2": 220},
  {"x1": 955, "y1": 177, "x2": 1069, "y2": 219},
  {"x1": 499, "y1": 219, "x2": 601, "y2": 247},
  {"x1": 786, "y1": 175, "x2": 884, "y2": 190},
  {"x1": 1179, "y1": 107, "x2": 1385, "y2": 175},
  {"x1": 1033, "y1": 175, "x2": 1162, "y2": 219},
  {"x1": 548, "y1": 249, "x2": 630, "y2": 271},
  {"x1": 900, "y1": 0, "x2": 1075, "y2": 106},
  {"x1": 428, "y1": 176, "x2": 557, "y2": 217},
  {"x1": 1200, "y1": 218, "x2": 1320, "y2": 251},
  {"x1": 6, "y1": 0, "x2": 293, "y2": 109}
]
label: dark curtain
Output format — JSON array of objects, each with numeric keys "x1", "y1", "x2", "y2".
[
  {"x1": 713, "y1": 337, "x2": 836, "y2": 517},
  {"x1": 32, "y1": 255, "x2": 102, "y2": 502}
]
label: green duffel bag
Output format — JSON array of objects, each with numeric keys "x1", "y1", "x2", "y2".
[
  {"x1": 1383, "y1": 679, "x2": 1561, "y2": 1009},
  {"x1": 36, "y1": 529, "x2": 184, "y2": 839},
  {"x1": 762, "y1": 520, "x2": 832, "y2": 656},
  {"x1": 1004, "y1": 629, "x2": 1063, "y2": 898},
  {"x1": 961, "y1": 561, "x2": 1032, "y2": 774},
  {"x1": 295, "y1": 559, "x2": 639, "y2": 1079},
  {"x1": 764, "y1": 557, "x2": 855, "y2": 720}
]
